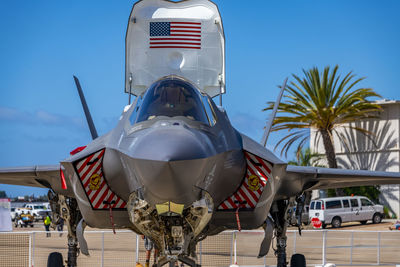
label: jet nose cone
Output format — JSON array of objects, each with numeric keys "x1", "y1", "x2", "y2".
[
  {"x1": 126, "y1": 121, "x2": 218, "y2": 206},
  {"x1": 132, "y1": 158, "x2": 212, "y2": 206},
  {"x1": 131, "y1": 123, "x2": 214, "y2": 161}
]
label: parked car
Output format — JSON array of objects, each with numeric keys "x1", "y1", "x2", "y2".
[
  {"x1": 309, "y1": 196, "x2": 383, "y2": 228},
  {"x1": 43, "y1": 202, "x2": 51, "y2": 210}
]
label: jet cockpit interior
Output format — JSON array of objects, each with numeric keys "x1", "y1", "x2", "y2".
[{"x1": 130, "y1": 76, "x2": 217, "y2": 126}]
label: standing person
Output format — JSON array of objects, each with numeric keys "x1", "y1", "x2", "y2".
[
  {"x1": 142, "y1": 236, "x2": 158, "y2": 267},
  {"x1": 15, "y1": 210, "x2": 24, "y2": 227},
  {"x1": 57, "y1": 218, "x2": 64, "y2": 237},
  {"x1": 44, "y1": 212, "x2": 52, "y2": 237}
]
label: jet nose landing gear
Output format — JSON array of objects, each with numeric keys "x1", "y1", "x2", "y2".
[
  {"x1": 47, "y1": 191, "x2": 82, "y2": 267},
  {"x1": 271, "y1": 199, "x2": 307, "y2": 267}
]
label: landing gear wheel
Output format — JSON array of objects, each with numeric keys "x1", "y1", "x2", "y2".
[
  {"x1": 373, "y1": 213, "x2": 382, "y2": 224},
  {"x1": 360, "y1": 220, "x2": 367, "y2": 225},
  {"x1": 331, "y1": 217, "x2": 341, "y2": 228},
  {"x1": 290, "y1": 253, "x2": 306, "y2": 267},
  {"x1": 47, "y1": 252, "x2": 64, "y2": 267}
]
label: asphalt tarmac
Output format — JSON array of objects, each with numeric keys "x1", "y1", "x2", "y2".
[{"x1": 1, "y1": 220, "x2": 399, "y2": 267}]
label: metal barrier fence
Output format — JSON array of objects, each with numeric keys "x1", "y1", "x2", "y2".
[{"x1": 0, "y1": 230, "x2": 399, "y2": 267}]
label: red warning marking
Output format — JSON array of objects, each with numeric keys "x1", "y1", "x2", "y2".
[
  {"x1": 217, "y1": 151, "x2": 273, "y2": 210},
  {"x1": 74, "y1": 149, "x2": 127, "y2": 210}
]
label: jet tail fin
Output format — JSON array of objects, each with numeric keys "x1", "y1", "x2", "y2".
[
  {"x1": 73, "y1": 76, "x2": 98, "y2": 140},
  {"x1": 260, "y1": 78, "x2": 288, "y2": 147}
]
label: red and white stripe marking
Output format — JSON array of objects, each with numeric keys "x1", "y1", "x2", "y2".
[
  {"x1": 218, "y1": 152, "x2": 273, "y2": 210},
  {"x1": 75, "y1": 149, "x2": 127, "y2": 210}
]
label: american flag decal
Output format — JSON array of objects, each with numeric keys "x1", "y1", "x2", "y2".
[
  {"x1": 74, "y1": 149, "x2": 127, "y2": 210},
  {"x1": 149, "y1": 21, "x2": 201, "y2": 49},
  {"x1": 217, "y1": 152, "x2": 273, "y2": 210}
]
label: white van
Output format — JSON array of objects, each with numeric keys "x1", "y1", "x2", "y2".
[{"x1": 309, "y1": 196, "x2": 383, "y2": 228}]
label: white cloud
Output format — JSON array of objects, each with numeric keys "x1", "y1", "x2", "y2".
[{"x1": 0, "y1": 106, "x2": 85, "y2": 129}]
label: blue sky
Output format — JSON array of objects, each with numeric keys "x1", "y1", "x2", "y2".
[{"x1": 1, "y1": 0, "x2": 400, "y2": 197}]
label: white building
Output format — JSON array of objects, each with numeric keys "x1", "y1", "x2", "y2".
[{"x1": 310, "y1": 100, "x2": 400, "y2": 218}]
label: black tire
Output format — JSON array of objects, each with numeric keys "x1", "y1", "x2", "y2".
[
  {"x1": 47, "y1": 252, "x2": 64, "y2": 267},
  {"x1": 290, "y1": 253, "x2": 306, "y2": 267},
  {"x1": 30, "y1": 224, "x2": 34, "y2": 228},
  {"x1": 331, "y1": 217, "x2": 342, "y2": 228},
  {"x1": 321, "y1": 222, "x2": 327, "y2": 229},
  {"x1": 372, "y1": 213, "x2": 382, "y2": 224},
  {"x1": 360, "y1": 220, "x2": 367, "y2": 225}
]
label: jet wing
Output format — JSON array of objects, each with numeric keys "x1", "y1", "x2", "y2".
[
  {"x1": 0, "y1": 165, "x2": 74, "y2": 196},
  {"x1": 276, "y1": 165, "x2": 400, "y2": 199},
  {"x1": 238, "y1": 133, "x2": 400, "y2": 199}
]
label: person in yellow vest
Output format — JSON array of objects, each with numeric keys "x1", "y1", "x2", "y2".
[{"x1": 44, "y1": 212, "x2": 52, "y2": 237}]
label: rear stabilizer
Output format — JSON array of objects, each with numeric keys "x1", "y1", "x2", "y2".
[{"x1": 73, "y1": 76, "x2": 98, "y2": 140}]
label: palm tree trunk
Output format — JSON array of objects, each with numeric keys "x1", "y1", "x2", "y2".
[
  {"x1": 320, "y1": 129, "x2": 337, "y2": 168},
  {"x1": 320, "y1": 129, "x2": 344, "y2": 196}
]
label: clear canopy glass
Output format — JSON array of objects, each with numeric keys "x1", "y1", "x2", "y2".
[{"x1": 133, "y1": 77, "x2": 214, "y2": 125}]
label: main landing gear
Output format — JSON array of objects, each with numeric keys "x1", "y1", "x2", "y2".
[
  {"x1": 48, "y1": 191, "x2": 82, "y2": 267},
  {"x1": 270, "y1": 199, "x2": 306, "y2": 267}
]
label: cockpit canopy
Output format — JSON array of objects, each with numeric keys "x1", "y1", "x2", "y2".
[{"x1": 130, "y1": 76, "x2": 216, "y2": 126}]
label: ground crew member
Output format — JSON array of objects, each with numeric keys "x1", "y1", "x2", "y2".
[
  {"x1": 57, "y1": 218, "x2": 64, "y2": 237},
  {"x1": 44, "y1": 212, "x2": 52, "y2": 237},
  {"x1": 15, "y1": 210, "x2": 24, "y2": 227},
  {"x1": 142, "y1": 235, "x2": 159, "y2": 267}
]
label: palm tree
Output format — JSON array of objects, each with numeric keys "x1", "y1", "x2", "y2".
[
  {"x1": 288, "y1": 147, "x2": 324, "y2": 167},
  {"x1": 264, "y1": 65, "x2": 382, "y2": 169}
]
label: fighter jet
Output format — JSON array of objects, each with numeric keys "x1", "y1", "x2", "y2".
[{"x1": 1, "y1": 1, "x2": 400, "y2": 267}]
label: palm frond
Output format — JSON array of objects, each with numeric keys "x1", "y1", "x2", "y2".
[{"x1": 263, "y1": 65, "x2": 382, "y2": 160}]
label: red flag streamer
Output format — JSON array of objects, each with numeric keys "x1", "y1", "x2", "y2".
[
  {"x1": 235, "y1": 206, "x2": 241, "y2": 232},
  {"x1": 106, "y1": 201, "x2": 116, "y2": 234}
]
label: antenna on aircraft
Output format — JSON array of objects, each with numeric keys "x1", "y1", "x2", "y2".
[
  {"x1": 260, "y1": 78, "x2": 288, "y2": 147},
  {"x1": 73, "y1": 76, "x2": 99, "y2": 140}
]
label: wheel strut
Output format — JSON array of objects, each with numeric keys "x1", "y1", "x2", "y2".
[
  {"x1": 271, "y1": 199, "x2": 290, "y2": 267},
  {"x1": 67, "y1": 237, "x2": 79, "y2": 267},
  {"x1": 48, "y1": 191, "x2": 82, "y2": 267}
]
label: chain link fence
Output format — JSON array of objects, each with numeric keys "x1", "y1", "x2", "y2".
[
  {"x1": 0, "y1": 230, "x2": 399, "y2": 267},
  {"x1": 0, "y1": 232, "x2": 31, "y2": 267}
]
